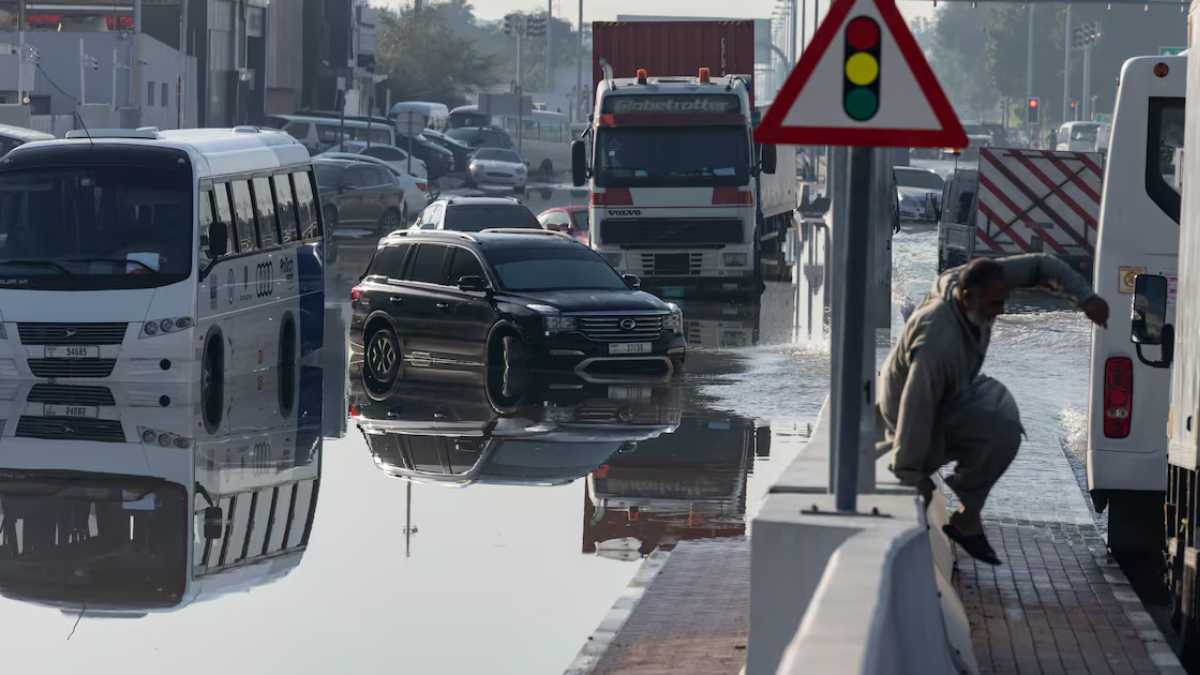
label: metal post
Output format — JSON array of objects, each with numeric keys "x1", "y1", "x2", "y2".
[
  {"x1": 547, "y1": 0, "x2": 552, "y2": 92},
  {"x1": 1082, "y1": 43, "x2": 1092, "y2": 120},
  {"x1": 517, "y1": 29, "x2": 524, "y2": 153},
  {"x1": 80, "y1": 39, "x2": 85, "y2": 107},
  {"x1": 1025, "y1": 3, "x2": 1034, "y2": 140},
  {"x1": 112, "y1": 48, "x2": 118, "y2": 112},
  {"x1": 800, "y1": 0, "x2": 807, "y2": 55},
  {"x1": 407, "y1": 110, "x2": 414, "y2": 174},
  {"x1": 1062, "y1": 4, "x2": 1071, "y2": 124},
  {"x1": 575, "y1": 0, "x2": 583, "y2": 123},
  {"x1": 789, "y1": 0, "x2": 797, "y2": 64},
  {"x1": 134, "y1": 0, "x2": 143, "y2": 111},
  {"x1": 831, "y1": 147, "x2": 871, "y2": 512},
  {"x1": 17, "y1": 31, "x2": 24, "y2": 106}
]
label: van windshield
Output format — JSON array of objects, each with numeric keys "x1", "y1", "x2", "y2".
[{"x1": 0, "y1": 166, "x2": 192, "y2": 290}]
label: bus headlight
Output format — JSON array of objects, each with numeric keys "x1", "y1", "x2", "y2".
[
  {"x1": 140, "y1": 316, "x2": 193, "y2": 338},
  {"x1": 664, "y1": 304, "x2": 684, "y2": 335},
  {"x1": 139, "y1": 426, "x2": 191, "y2": 448},
  {"x1": 722, "y1": 252, "x2": 749, "y2": 267}
]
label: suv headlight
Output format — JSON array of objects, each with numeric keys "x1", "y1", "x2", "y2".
[
  {"x1": 664, "y1": 304, "x2": 684, "y2": 335},
  {"x1": 140, "y1": 316, "x2": 193, "y2": 338},
  {"x1": 528, "y1": 304, "x2": 577, "y2": 336},
  {"x1": 722, "y1": 252, "x2": 749, "y2": 267}
]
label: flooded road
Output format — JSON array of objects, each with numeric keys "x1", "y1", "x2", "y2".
[{"x1": 0, "y1": 196, "x2": 1097, "y2": 673}]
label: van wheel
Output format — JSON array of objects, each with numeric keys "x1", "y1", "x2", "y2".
[
  {"x1": 363, "y1": 324, "x2": 401, "y2": 400},
  {"x1": 380, "y1": 207, "x2": 403, "y2": 233},
  {"x1": 201, "y1": 331, "x2": 224, "y2": 433},
  {"x1": 278, "y1": 314, "x2": 297, "y2": 417}
]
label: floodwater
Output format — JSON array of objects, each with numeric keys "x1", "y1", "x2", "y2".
[{"x1": 0, "y1": 194, "x2": 1095, "y2": 673}]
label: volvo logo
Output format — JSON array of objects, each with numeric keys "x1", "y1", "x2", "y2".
[{"x1": 619, "y1": 319, "x2": 638, "y2": 331}]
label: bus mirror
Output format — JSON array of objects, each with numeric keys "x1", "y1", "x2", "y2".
[
  {"x1": 208, "y1": 221, "x2": 228, "y2": 258},
  {"x1": 203, "y1": 506, "x2": 224, "y2": 540},
  {"x1": 571, "y1": 140, "x2": 588, "y2": 187},
  {"x1": 1131, "y1": 274, "x2": 1168, "y2": 346},
  {"x1": 761, "y1": 144, "x2": 777, "y2": 175}
]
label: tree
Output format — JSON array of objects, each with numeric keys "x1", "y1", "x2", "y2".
[{"x1": 374, "y1": 5, "x2": 497, "y2": 107}]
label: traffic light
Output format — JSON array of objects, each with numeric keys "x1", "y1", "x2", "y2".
[
  {"x1": 503, "y1": 13, "x2": 517, "y2": 35},
  {"x1": 526, "y1": 14, "x2": 547, "y2": 37},
  {"x1": 1026, "y1": 96, "x2": 1040, "y2": 124},
  {"x1": 843, "y1": 15, "x2": 882, "y2": 122}
]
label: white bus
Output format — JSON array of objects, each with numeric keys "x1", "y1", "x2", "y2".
[
  {"x1": 496, "y1": 108, "x2": 573, "y2": 176},
  {"x1": 0, "y1": 128, "x2": 326, "y2": 426},
  {"x1": 0, "y1": 367, "x2": 323, "y2": 615},
  {"x1": 1086, "y1": 54, "x2": 1185, "y2": 557}
]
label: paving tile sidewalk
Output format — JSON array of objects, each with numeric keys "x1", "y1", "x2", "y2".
[{"x1": 957, "y1": 519, "x2": 1183, "y2": 675}]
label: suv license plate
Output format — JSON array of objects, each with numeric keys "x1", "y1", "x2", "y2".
[
  {"x1": 43, "y1": 404, "x2": 99, "y2": 418},
  {"x1": 44, "y1": 345, "x2": 100, "y2": 359},
  {"x1": 609, "y1": 342, "x2": 652, "y2": 355}
]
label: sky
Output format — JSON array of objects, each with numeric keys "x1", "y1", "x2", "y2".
[{"x1": 372, "y1": 0, "x2": 936, "y2": 30}]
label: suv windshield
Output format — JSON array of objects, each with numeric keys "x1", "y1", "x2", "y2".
[
  {"x1": 0, "y1": 472, "x2": 187, "y2": 608},
  {"x1": 474, "y1": 148, "x2": 521, "y2": 163},
  {"x1": 444, "y1": 204, "x2": 539, "y2": 232},
  {"x1": 0, "y1": 166, "x2": 192, "y2": 290},
  {"x1": 488, "y1": 246, "x2": 628, "y2": 291},
  {"x1": 595, "y1": 127, "x2": 750, "y2": 187}
]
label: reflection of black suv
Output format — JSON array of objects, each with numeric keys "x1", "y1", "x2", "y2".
[{"x1": 350, "y1": 231, "x2": 687, "y2": 399}]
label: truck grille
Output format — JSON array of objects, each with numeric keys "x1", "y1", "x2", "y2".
[
  {"x1": 27, "y1": 384, "x2": 116, "y2": 407},
  {"x1": 27, "y1": 359, "x2": 117, "y2": 378},
  {"x1": 600, "y1": 219, "x2": 742, "y2": 246},
  {"x1": 16, "y1": 416, "x2": 125, "y2": 443},
  {"x1": 640, "y1": 253, "x2": 704, "y2": 276},
  {"x1": 577, "y1": 315, "x2": 665, "y2": 342},
  {"x1": 18, "y1": 322, "x2": 127, "y2": 345}
]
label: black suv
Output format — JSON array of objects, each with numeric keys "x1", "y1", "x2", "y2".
[{"x1": 350, "y1": 230, "x2": 686, "y2": 398}]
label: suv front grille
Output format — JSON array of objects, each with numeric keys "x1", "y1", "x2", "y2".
[
  {"x1": 16, "y1": 416, "x2": 125, "y2": 443},
  {"x1": 27, "y1": 384, "x2": 116, "y2": 406},
  {"x1": 577, "y1": 315, "x2": 665, "y2": 342},
  {"x1": 18, "y1": 322, "x2": 127, "y2": 345},
  {"x1": 27, "y1": 359, "x2": 117, "y2": 378}
]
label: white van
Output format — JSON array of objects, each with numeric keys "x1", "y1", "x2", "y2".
[
  {"x1": 1056, "y1": 121, "x2": 1109, "y2": 152},
  {"x1": 263, "y1": 114, "x2": 394, "y2": 155},
  {"x1": 388, "y1": 101, "x2": 450, "y2": 132},
  {"x1": 1087, "y1": 55, "x2": 1185, "y2": 556}
]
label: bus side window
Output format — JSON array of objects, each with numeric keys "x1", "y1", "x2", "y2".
[
  {"x1": 230, "y1": 180, "x2": 258, "y2": 252},
  {"x1": 273, "y1": 174, "x2": 299, "y2": 243},
  {"x1": 292, "y1": 171, "x2": 321, "y2": 241},
  {"x1": 212, "y1": 183, "x2": 237, "y2": 253},
  {"x1": 251, "y1": 175, "x2": 279, "y2": 248},
  {"x1": 199, "y1": 189, "x2": 216, "y2": 267}
]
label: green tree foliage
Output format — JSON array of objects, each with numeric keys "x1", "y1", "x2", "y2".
[{"x1": 374, "y1": 4, "x2": 497, "y2": 107}]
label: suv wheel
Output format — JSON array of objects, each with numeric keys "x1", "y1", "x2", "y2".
[{"x1": 364, "y1": 324, "x2": 401, "y2": 399}]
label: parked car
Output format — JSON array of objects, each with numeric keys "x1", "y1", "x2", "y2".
[
  {"x1": 0, "y1": 123, "x2": 53, "y2": 157},
  {"x1": 320, "y1": 152, "x2": 431, "y2": 216},
  {"x1": 412, "y1": 196, "x2": 541, "y2": 233},
  {"x1": 313, "y1": 157, "x2": 409, "y2": 273},
  {"x1": 893, "y1": 166, "x2": 945, "y2": 225},
  {"x1": 467, "y1": 147, "x2": 528, "y2": 192},
  {"x1": 537, "y1": 205, "x2": 590, "y2": 244},
  {"x1": 350, "y1": 230, "x2": 687, "y2": 399},
  {"x1": 445, "y1": 126, "x2": 515, "y2": 151},
  {"x1": 392, "y1": 131, "x2": 455, "y2": 178},
  {"x1": 422, "y1": 128, "x2": 474, "y2": 174},
  {"x1": 320, "y1": 140, "x2": 428, "y2": 180}
]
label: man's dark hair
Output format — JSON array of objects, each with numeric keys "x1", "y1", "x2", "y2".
[{"x1": 959, "y1": 258, "x2": 1005, "y2": 292}]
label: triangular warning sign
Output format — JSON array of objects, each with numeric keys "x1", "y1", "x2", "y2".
[{"x1": 755, "y1": 0, "x2": 967, "y2": 148}]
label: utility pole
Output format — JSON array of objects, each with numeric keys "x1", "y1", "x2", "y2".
[
  {"x1": 790, "y1": 0, "x2": 797, "y2": 64},
  {"x1": 1062, "y1": 4, "x2": 1071, "y2": 124},
  {"x1": 575, "y1": 0, "x2": 583, "y2": 123},
  {"x1": 547, "y1": 0, "x2": 552, "y2": 92},
  {"x1": 1025, "y1": 3, "x2": 1034, "y2": 141},
  {"x1": 1082, "y1": 41, "x2": 1093, "y2": 120},
  {"x1": 134, "y1": 0, "x2": 143, "y2": 119}
]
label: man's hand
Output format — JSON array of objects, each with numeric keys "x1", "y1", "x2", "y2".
[{"x1": 1080, "y1": 295, "x2": 1110, "y2": 329}]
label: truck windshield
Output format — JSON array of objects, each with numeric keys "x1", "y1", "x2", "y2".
[
  {"x1": 0, "y1": 166, "x2": 192, "y2": 290},
  {"x1": 0, "y1": 473, "x2": 187, "y2": 608},
  {"x1": 595, "y1": 127, "x2": 750, "y2": 188}
]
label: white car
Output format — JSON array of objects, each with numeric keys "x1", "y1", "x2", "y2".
[
  {"x1": 321, "y1": 140, "x2": 429, "y2": 180},
  {"x1": 467, "y1": 148, "x2": 528, "y2": 193},
  {"x1": 320, "y1": 152, "x2": 430, "y2": 215}
]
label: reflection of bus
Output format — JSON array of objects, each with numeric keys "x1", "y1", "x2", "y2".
[
  {"x1": 583, "y1": 412, "x2": 768, "y2": 559},
  {"x1": 0, "y1": 129, "x2": 325, "y2": 423},
  {"x1": 352, "y1": 380, "x2": 681, "y2": 488},
  {"x1": 448, "y1": 105, "x2": 573, "y2": 176},
  {"x1": 0, "y1": 368, "x2": 323, "y2": 614}
]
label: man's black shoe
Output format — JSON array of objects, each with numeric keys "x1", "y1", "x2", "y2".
[{"x1": 942, "y1": 523, "x2": 1002, "y2": 566}]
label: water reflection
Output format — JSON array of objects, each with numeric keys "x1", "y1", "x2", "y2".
[{"x1": 0, "y1": 366, "x2": 324, "y2": 616}]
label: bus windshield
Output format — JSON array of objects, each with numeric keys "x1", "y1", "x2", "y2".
[
  {"x1": 0, "y1": 166, "x2": 192, "y2": 290},
  {"x1": 595, "y1": 127, "x2": 750, "y2": 188},
  {"x1": 0, "y1": 472, "x2": 187, "y2": 608}
]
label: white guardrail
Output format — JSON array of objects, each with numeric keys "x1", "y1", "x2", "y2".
[{"x1": 747, "y1": 400, "x2": 978, "y2": 675}]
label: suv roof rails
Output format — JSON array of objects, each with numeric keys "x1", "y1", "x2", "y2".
[
  {"x1": 391, "y1": 229, "x2": 478, "y2": 242},
  {"x1": 480, "y1": 228, "x2": 572, "y2": 239}
]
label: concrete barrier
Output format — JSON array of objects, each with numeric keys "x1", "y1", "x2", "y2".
[{"x1": 747, "y1": 398, "x2": 977, "y2": 675}]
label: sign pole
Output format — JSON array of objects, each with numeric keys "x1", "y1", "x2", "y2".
[{"x1": 832, "y1": 146, "x2": 871, "y2": 512}]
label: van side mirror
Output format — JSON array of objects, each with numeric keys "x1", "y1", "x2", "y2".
[
  {"x1": 760, "y1": 143, "x2": 778, "y2": 175},
  {"x1": 1131, "y1": 274, "x2": 1174, "y2": 368},
  {"x1": 571, "y1": 140, "x2": 588, "y2": 187},
  {"x1": 203, "y1": 506, "x2": 224, "y2": 540}
]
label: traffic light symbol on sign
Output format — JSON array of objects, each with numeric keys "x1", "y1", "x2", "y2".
[
  {"x1": 843, "y1": 16, "x2": 882, "y2": 122},
  {"x1": 1027, "y1": 96, "x2": 1040, "y2": 124}
]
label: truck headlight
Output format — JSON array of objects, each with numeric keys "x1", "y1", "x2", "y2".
[
  {"x1": 664, "y1": 304, "x2": 684, "y2": 335},
  {"x1": 722, "y1": 252, "x2": 749, "y2": 267}
]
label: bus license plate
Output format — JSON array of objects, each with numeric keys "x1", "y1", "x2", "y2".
[
  {"x1": 44, "y1": 345, "x2": 100, "y2": 359},
  {"x1": 42, "y1": 404, "x2": 99, "y2": 418},
  {"x1": 609, "y1": 342, "x2": 652, "y2": 355}
]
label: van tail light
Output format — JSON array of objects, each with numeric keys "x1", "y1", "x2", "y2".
[
  {"x1": 713, "y1": 186, "x2": 753, "y2": 205},
  {"x1": 1104, "y1": 356, "x2": 1133, "y2": 438},
  {"x1": 350, "y1": 286, "x2": 363, "y2": 304},
  {"x1": 590, "y1": 188, "x2": 633, "y2": 206}
]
